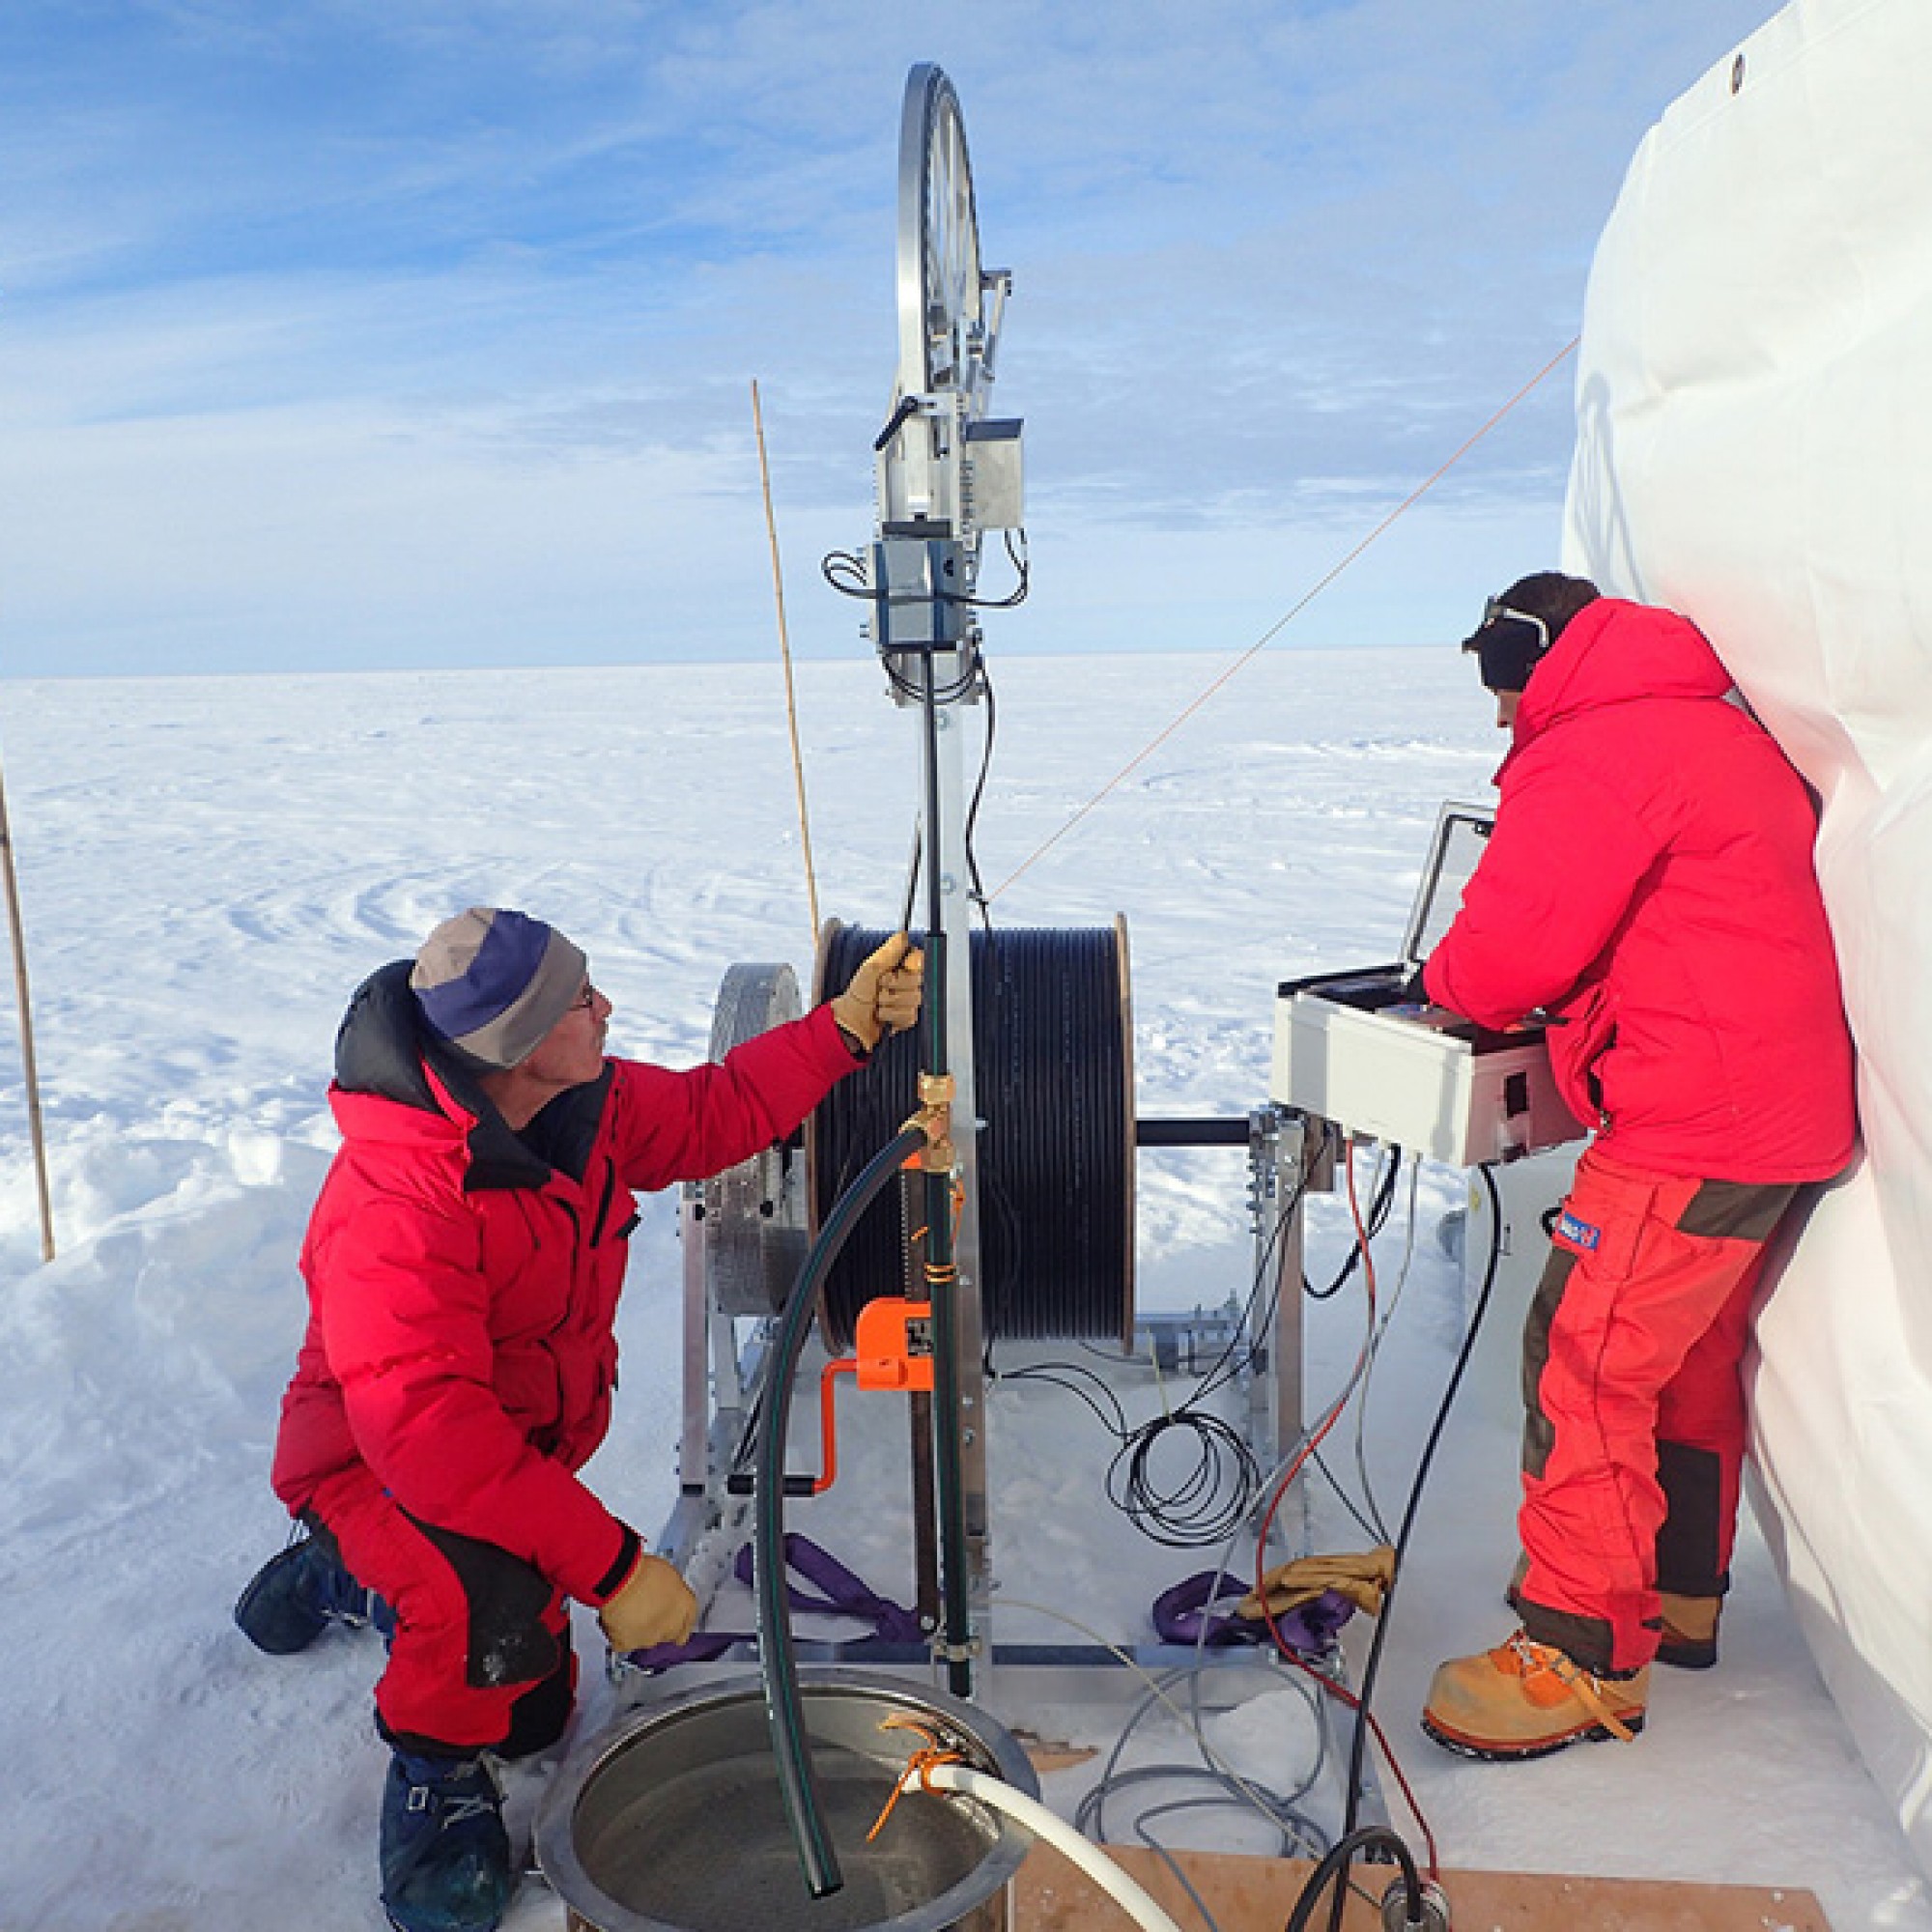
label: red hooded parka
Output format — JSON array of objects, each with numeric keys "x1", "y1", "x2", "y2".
[
  {"x1": 271, "y1": 965, "x2": 858, "y2": 1613},
  {"x1": 1419, "y1": 598, "x2": 1858, "y2": 1678},
  {"x1": 1423, "y1": 598, "x2": 1856, "y2": 1181}
]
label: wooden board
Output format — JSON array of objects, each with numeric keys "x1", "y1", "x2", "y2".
[{"x1": 1012, "y1": 1840, "x2": 1833, "y2": 1931}]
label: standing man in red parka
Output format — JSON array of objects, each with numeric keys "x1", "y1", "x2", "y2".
[
  {"x1": 1415, "y1": 574, "x2": 1856, "y2": 1762},
  {"x1": 233, "y1": 907, "x2": 922, "y2": 1932}
]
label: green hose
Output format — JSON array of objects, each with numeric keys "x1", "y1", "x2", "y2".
[{"x1": 755, "y1": 1120, "x2": 927, "y2": 1899}]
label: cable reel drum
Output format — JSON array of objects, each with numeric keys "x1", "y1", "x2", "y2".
[
  {"x1": 810, "y1": 919, "x2": 1136, "y2": 1350},
  {"x1": 698, "y1": 963, "x2": 810, "y2": 1318},
  {"x1": 695, "y1": 926, "x2": 1136, "y2": 1344}
]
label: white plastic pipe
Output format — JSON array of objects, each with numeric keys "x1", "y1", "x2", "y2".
[{"x1": 909, "y1": 1762, "x2": 1185, "y2": 1932}]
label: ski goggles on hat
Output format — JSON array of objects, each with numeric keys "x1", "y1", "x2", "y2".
[{"x1": 1462, "y1": 596, "x2": 1551, "y2": 694}]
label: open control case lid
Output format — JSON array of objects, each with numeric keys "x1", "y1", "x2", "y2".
[
  {"x1": 1278, "y1": 801, "x2": 1495, "y2": 1004},
  {"x1": 1399, "y1": 801, "x2": 1492, "y2": 972}
]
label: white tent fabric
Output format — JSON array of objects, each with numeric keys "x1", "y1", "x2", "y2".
[{"x1": 1563, "y1": 0, "x2": 1932, "y2": 1874}]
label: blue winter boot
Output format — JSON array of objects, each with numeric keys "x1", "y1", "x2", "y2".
[
  {"x1": 380, "y1": 1750, "x2": 513, "y2": 1932},
  {"x1": 233, "y1": 1524, "x2": 394, "y2": 1655}
]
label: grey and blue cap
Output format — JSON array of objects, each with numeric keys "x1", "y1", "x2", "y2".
[{"x1": 411, "y1": 908, "x2": 588, "y2": 1069}]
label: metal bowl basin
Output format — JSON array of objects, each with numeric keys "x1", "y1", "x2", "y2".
[{"x1": 535, "y1": 1669, "x2": 1038, "y2": 1932}]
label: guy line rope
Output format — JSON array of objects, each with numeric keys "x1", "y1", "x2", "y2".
[
  {"x1": 750, "y1": 335, "x2": 1577, "y2": 934},
  {"x1": 987, "y1": 335, "x2": 1581, "y2": 904}
]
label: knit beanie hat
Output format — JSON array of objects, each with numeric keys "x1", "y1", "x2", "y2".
[{"x1": 410, "y1": 908, "x2": 589, "y2": 1069}]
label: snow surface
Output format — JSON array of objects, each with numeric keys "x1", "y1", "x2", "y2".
[{"x1": 0, "y1": 650, "x2": 1922, "y2": 1930}]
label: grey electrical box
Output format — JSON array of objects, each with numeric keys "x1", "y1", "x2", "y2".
[
  {"x1": 963, "y1": 417, "x2": 1024, "y2": 532},
  {"x1": 868, "y1": 531, "x2": 966, "y2": 654},
  {"x1": 1269, "y1": 803, "x2": 1587, "y2": 1167}
]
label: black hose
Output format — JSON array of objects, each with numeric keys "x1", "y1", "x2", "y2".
[
  {"x1": 1284, "y1": 1825, "x2": 1424, "y2": 1932},
  {"x1": 1321, "y1": 1161, "x2": 1504, "y2": 1932},
  {"x1": 754, "y1": 1121, "x2": 927, "y2": 1899}
]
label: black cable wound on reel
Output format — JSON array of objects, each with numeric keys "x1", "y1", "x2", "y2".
[{"x1": 810, "y1": 921, "x2": 1136, "y2": 1350}]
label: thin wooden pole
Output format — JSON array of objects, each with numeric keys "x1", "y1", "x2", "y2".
[
  {"x1": 750, "y1": 379, "x2": 822, "y2": 950},
  {"x1": 0, "y1": 743, "x2": 54, "y2": 1261}
]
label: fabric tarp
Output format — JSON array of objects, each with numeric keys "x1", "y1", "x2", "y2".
[{"x1": 1561, "y1": 0, "x2": 1932, "y2": 1872}]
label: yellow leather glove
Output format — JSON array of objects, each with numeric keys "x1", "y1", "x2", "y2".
[
  {"x1": 1236, "y1": 1546, "x2": 1396, "y2": 1622},
  {"x1": 597, "y1": 1552, "x2": 698, "y2": 1651},
  {"x1": 830, "y1": 933, "x2": 925, "y2": 1055}
]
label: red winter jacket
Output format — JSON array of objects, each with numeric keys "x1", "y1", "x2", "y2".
[
  {"x1": 271, "y1": 963, "x2": 857, "y2": 1606},
  {"x1": 1423, "y1": 599, "x2": 1856, "y2": 1182}
]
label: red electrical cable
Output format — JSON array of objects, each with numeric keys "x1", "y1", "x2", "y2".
[{"x1": 1251, "y1": 1138, "x2": 1441, "y2": 1877}]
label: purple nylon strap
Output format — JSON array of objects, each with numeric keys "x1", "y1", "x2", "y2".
[
  {"x1": 732, "y1": 1532, "x2": 925, "y2": 1643},
  {"x1": 619, "y1": 1532, "x2": 922, "y2": 1673},
  {"x1": 1151, "y1": 1570, "x2": 1355, "y2": 1656}
]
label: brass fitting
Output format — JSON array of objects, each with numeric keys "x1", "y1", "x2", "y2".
[{"x1": 905, "y1": 1072, "x2": 956, "y2": 1173}]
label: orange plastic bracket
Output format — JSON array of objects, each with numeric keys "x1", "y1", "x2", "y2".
[
  {"x1": 810, "y1": 1299, "x2": 936, "y2": 1496},
  {"x1": 854, "y1": 1295, "x2": 936, "y2": 1393}
]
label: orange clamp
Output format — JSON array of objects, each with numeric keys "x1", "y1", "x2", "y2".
[
  {"x1": 854, "y1": 1296, "x2": 936, "y2": 1392},
  {"x1": 809, "y1": 1299, "x2": 936, "y2": 1497}
]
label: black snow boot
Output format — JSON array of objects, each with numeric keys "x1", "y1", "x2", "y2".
[
  {"x1": 234, "y1": 1521, "x2": 393, "y2": 1655},
  {"x1": 380, "y1": 1750, "x2": 513, "y2": 1932}
]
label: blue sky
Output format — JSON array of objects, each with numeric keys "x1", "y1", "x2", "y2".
[{"x1": 0, "y1": 0, "x2": 1779, "y2": 676}]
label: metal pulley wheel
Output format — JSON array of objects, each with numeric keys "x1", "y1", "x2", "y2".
[
  {"x1": 698, "y1": 962, "x2": 810, "y2": 1317},
  {"x1": 878, "y1": 63, "x2": 1011, "y2": 560}
]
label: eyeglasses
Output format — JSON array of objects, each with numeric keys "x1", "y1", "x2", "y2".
[{"x1": 571, "y1": 981, "x2": 599, "y2": 1012}]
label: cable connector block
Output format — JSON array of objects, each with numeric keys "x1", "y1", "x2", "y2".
[
  {"x1": 1379, "y1": 1877, "x2": 1452, "y2": 1932},
  {"x1": 867, "y1": 533, "x2": 966, "y2": 655}
]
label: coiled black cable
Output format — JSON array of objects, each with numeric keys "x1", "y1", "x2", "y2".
[
  {"x1": 995, "y1": 1132, "x2": 1316, "y2": 1548},
  {"x1": 993, "y1": 1351, "x2": 1263, "y2": 1548},
  {"x1": 812, "y1": 923, "x2": 1134, "y2": 1347}
]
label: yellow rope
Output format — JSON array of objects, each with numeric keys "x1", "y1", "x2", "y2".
[
  {"x1": 986, "y1": 335, "x2": 1581, "y2": 905},
  {"x1": 751, "y1": 379, "x2": 822, "y2": 949}
]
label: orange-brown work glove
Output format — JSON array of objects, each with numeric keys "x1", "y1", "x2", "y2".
[
  {"x1": 1236, "y1": 1546, "x2": 1396, "y2": 1622},
  {"x1": 831, "y1": 932, "x2": 925, "y2": 1056},
  {"x1": 597, "y1": 1552, "x2": 699, "y2": 1651}
]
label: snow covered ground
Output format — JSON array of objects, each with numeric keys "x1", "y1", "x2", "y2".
[{"x1": 0, "y1": 650, "x2": 1923, "y2": 1930}]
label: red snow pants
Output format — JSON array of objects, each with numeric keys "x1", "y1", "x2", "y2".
[
  {"x1": 1512, "y1": 1145, "x2": 1801, "y2": 1676},
  {"x1": 309, "y1": 1463, "x2": 576, "y2": 1759}
]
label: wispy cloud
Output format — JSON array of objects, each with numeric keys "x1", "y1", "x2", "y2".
[{"x1": 0, "y1": 0, "x2": 1780, "y2": 672}]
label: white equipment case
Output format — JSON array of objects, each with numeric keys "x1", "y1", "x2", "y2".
[{"x1": 1269, "y1": 804, "x2": 1586, "y2": 1166}]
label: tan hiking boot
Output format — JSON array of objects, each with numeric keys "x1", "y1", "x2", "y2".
[
  {"x1": 1422, "y1": 1631, "x2": 1648, "y2": 1761},
  {"x1": 1657, "y1": 1592, "x2": 1720, "y2": 1669}
]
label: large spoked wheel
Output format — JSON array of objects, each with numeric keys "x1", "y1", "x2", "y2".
[
  {"x1": 896, "y1": 63, "x2": 984, "y2": 402},
  {"x1": 881, "y1": 64, "x2": 1005, "y2": 542}
]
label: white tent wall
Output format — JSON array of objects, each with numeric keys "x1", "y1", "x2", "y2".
[{"x1": 1562, "y1": 0, "x2": 1932, "y2": 1875}]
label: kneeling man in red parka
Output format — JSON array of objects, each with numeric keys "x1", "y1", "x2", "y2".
[
  {"x1": 234, "y1": 907, "x2": 921, "y2": 1932},
  {"x1": 1416, "y1": 575, "x2": 1857, "y2": 1762}
]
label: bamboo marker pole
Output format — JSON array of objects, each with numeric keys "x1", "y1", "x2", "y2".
[
  {"x1": 0, "y1": 744, "x2": 54, "y2": 1261},
  {"x1": 751, "y1": 379, "x2": 822, "y2": 950}
]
